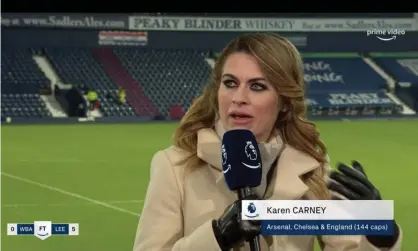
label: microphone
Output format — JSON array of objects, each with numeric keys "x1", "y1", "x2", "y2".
[{"x1": 221, "y1": 129, "x2": 262, "y2": 251}]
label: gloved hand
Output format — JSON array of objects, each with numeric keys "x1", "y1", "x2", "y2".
[
  {"x1": 212, "y1": 194, "x2": 260, "y2": 251},
  {"x1": 328, "y1": 161, "x2": 399, "y2": 248},
  {"x1": 327, "y1": 161, "x2": 381, "y2": 200}
]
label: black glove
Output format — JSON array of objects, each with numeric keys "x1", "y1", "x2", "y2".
[
  {"x1": 212, "y1": 194, "x2": 260, "y2": 251},
  {"x1": 328, "y1": 161, "x2": 381, "y2": 200},
  {"x1": 328, "y1": 161, "x2": 399, "y2": 248}
]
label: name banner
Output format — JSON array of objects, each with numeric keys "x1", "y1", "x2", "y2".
[
  {"x1": 128, "y1": 16, "x2": 418, "y2": 32},
  {"x1": 261, "y1": 220, "x2": 394, "y2": 236},
  {"x1": 241, "y1": 200, "x2": 393, "y2": 220},
  {"x1": 1, "y1": 13, "x2": 128, "y2": 30}
]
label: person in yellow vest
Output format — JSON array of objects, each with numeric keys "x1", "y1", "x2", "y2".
[
  {"x1": 117, "y1": 88, "x2": 126, "y2": 104},
  {"x1": 87, "y1": 90, "x2": 98, "y2": 110}
]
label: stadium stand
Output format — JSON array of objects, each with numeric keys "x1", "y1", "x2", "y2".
[
  {"x1": 42, "y1": 48, "x2": 136, "y2": 117},
  {"x1": 372, "y1": 57, "x2": 418, "y2": 84},
  {"x1": 43, "y1": 48, "x2": 116, "y2": 90},
  {"x1": 1, "y1": 49, "x2": 51, "y2": 118},
  {"x1": 92, "y1": 47, "x2": 159, "y2": 117},
  {"x1": 303, "y1": 57, "x2": 388, "y2": 93},
  {"x1": 1, "y1": 49, "x2": 50, "y2": 90},
  {"x1": 1, "y1": 93, "x2": 51, "y2": 118},
  {"x1": 370, "y1": 53, "x2": 418, "y2": 111},
  {"x1": 1, "y1": 40, "x2": 416, "y2": 121},
  {"x1": 113, "y1": 48, "x2": 211, "y2": 118},
  {"x1": 293, "y1": 53, "x2": 404, "y2": 116}
]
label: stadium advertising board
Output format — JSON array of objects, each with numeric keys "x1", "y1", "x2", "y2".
[
  {"x1": 98, "y1": 31, "x2": 148, "y2": 46},
  {"x1": 128, "y1": 15, "x2": 418, "y2": 32},
  {"x1": 325, "y1": 93, "x2": 395, "y2": 106},
  {"x1": 307, "y1": 92, "x2": 400, "y2": 116},
  {"x1": 1, "y1": 13, "x2": 128, "y2": 30},
  {"x1": 3, "y1": 27, "x2": 417, "y2": 52},
  {"x1": 2, "y1": 13, "x2": 418, "y2": 52}
]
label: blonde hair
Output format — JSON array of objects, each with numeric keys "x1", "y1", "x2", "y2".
[{"x1": 173, "y1": 33, "x2": 329, "y2": 200}]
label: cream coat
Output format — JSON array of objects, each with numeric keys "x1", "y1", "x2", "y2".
[{"x1": 133, "y1": 127, "x2": 402, "y2": 251}]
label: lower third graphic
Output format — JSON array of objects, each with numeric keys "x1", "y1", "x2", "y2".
[{"x1": 7, "y1": 221, "x2": 79, "y2": 240}]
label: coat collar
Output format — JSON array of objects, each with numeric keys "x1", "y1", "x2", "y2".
[{"x1": 196, "y1": 126, "x2": 321, "y2": 200}]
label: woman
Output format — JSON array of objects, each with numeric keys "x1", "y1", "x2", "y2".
[{"x1": 133, "y1": 34, "x2": 402, "y2": 251}]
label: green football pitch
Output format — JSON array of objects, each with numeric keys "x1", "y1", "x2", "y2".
[{"x1": 1, "y1": 121, "x2": 417, "y2": 251}]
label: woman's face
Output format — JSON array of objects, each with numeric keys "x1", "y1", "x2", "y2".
[{"x1": 217, "y1": 52, "x2": 281, "y2": 142}]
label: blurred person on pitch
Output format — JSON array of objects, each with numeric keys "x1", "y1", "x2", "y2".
[{"x1": 133, "y1": 34, "x2": 402, "y2": 251}]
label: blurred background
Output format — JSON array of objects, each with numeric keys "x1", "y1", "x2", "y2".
[{"x1": 1, "y1": 12, "x2": 418, "y2": 251}]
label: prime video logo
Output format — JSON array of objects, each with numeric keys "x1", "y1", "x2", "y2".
[{"x1": 366, "y1": 29, "x2": 406, "y2": 41}]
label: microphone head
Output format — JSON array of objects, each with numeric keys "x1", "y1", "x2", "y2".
[{"x1": 221, "y1": 129, "x2": 262, "y2": 191}]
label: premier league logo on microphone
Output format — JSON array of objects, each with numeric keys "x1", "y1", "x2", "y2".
[
  {"x1": 245, "y1": 141, "x2": 257, "y2": 160},
  {"x1": 221, "y1": 144, "x2": 232, "y2": 174},
  {"x1": 242, "y1": 141, "x2": 261, "y2": 169},
  {"x1": 244, "y1": 202, "x2": 259, "y2": 219},
  {"x1": 221, "y1": 144, "x2": 227, "y2": 165}
]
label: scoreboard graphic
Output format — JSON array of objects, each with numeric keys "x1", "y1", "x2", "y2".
[{"x1": 7, "y1": 221, "x2": 79, "y2": 240}]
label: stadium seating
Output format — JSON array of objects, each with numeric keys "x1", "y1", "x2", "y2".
[
  {"x1": 113, "y1": 48, "x2": 212, "y2": 117},
  {"x1": 1, "y1": 93, "x2": 51, "y2": 118},
  {"x1": 95, "y1": 90, "x2": 136, "y2": 117},
  {"x1": 372, "y1": 57, "x2": 418, "y2": 84},
  {"x1": 43, "y1": 48, "x2": 117, "y2": 90},
  {"x1": 302, "y1": 56, "x2": 403, "y2": 116},
  {"x1": 1, "y1": 49, "x2": 51, "y2": 118},
  {"x1": 1, "y1": 46, "x2": 411, "y2": 120},
  {"x1": 371, "y1": 56, "x2": 418, "y2": 111},
  {"x1": 1, "y1": 49, "x2": 50, "y2": 90},
  {"x1": 42, "y1": 48, "x2": 136, "y2": 117},
  {"x1": 92, "y1": 47, "x2": 159, "y2": 117}
]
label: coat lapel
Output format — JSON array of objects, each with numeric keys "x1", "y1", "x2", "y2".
[
  {"x1": 196, "y1": 128, "x2": 235, "y2": 200},
  {"x1": 264, "y1": 146, "x2": 320, "y2": 200}
]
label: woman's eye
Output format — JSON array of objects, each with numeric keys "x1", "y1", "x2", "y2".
[
  {"x1": 222, "y1": 80, "x2": 237, "y2": 88},
  {"x1": 251, "y1": 83, "x2": 267, "y2": 91}
]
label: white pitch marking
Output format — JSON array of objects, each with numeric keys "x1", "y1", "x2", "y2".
[
  {"x1": 3, "y1": 200, "x2": 144, "y2": 207},
  {"x1": 1, "y1": 172, "x2": 141, "y2": 216}
]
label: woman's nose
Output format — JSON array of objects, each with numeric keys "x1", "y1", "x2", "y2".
[{"x1": 231, "y1": 86, "x2": 249, "y2": 105}]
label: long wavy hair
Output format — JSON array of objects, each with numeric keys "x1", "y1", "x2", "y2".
[{"x1": 173, "y1": 33, "x2": 329, "y2": 200}]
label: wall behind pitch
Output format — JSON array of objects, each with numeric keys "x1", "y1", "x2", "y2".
[
  {"x1": 2, "y1": 27, "x2": 418, "y2": 52},
  {"x1": 2, "y1": 28, "x2": 99, "y2": 47}
]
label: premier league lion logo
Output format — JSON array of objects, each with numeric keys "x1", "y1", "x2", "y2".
[
  {"x1": 244, "y1": 202, "x2": 259, "y2": 219},
  {"x1": 245, "y1": 141, "x2": 257, "y2": 160},
  {"x1": 248, "y1": 203, "x2": 256, "y2": 214}
]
